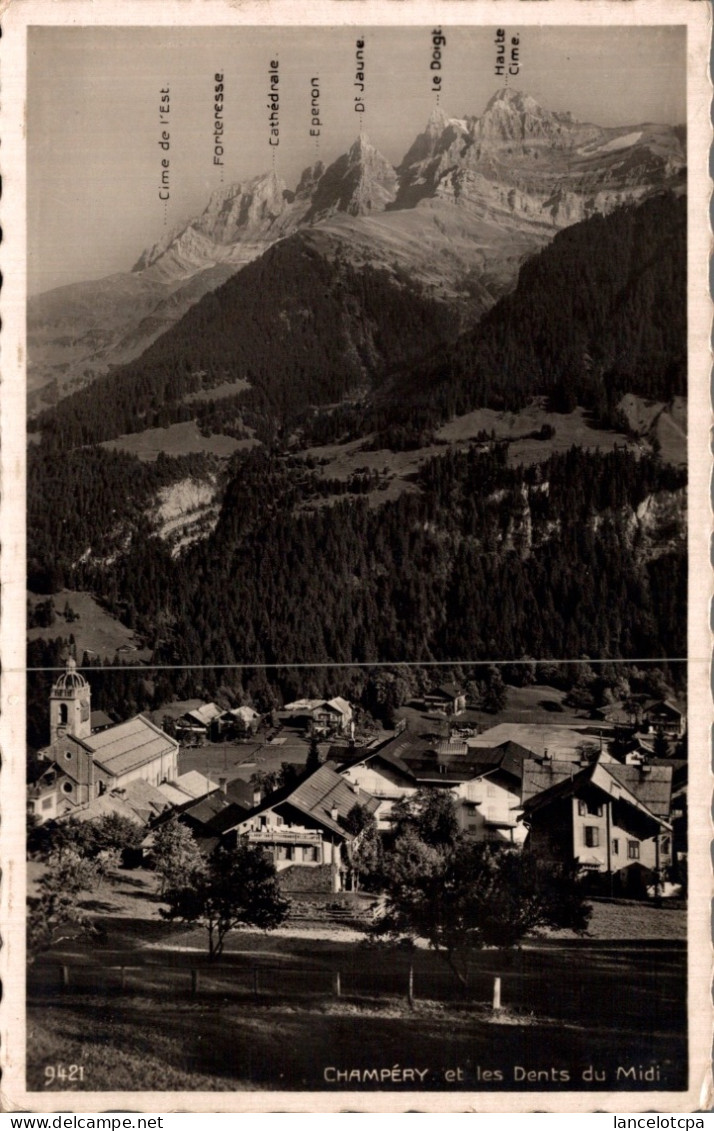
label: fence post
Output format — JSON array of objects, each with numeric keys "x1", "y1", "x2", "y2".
[
  {"x1": 191, "y1": 969, "x2": 199, "y2": 995},
  {"x1": 492, "y1": 975, "x2": 502, "y2": 1012},
  {"x1": 407, "y1": 961, "x2": 415, "y2": 1010},
  {"x1": 61, "y1": 965, "x2": 70, "y2": 988},
  {"x1": 333, "y1": 971, "x2": 341, "y2": 998}
]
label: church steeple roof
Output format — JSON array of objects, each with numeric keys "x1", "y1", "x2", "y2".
[{"x1": 52, "y1": 656, "x2": 88, "y2": 693}]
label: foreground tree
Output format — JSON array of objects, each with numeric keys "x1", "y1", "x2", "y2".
[
  {"x1": 27, "y1": 848, "x2": 103, "y2": 960},
  {"x1": 161, "y1": 840, "x2": 290, "y2": 958},
  {"x1": 344, "y1": 802, "x2": 384, "y2": 891},
  {"x1": 152, "y1": 818, "x2": 205, "y2": 895},
  {"x1": 375, "y1": 790, "x2": 591, "y2": 986}
]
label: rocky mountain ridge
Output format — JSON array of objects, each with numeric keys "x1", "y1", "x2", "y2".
[{"x1": 28, "y1": 87, "x2": 685, "y2": 409}]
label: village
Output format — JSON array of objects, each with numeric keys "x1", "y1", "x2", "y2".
[{"x1": 28, "y1": 659, "x2": 686, "y2": 902}]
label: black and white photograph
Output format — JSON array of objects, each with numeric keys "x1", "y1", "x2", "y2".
[{"x1": 1, "y1": 0, "x2": 710, "y2": 1114}]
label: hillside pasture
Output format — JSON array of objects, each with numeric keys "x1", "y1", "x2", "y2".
[
  {"x1": 100, "y1": 421, "x2": 257, "y2": 462},
  {"x1": 27, "y1": 588, "x2": 151, "y2": 663},
  {"x1": 300, "y1": 404, "x2": 649, "y2": 511}
]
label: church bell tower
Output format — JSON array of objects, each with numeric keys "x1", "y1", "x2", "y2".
[{"x1": 50, "y1": 657, "x2": 91, "y2": 744}]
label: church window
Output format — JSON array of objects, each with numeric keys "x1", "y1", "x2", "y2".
[
  {"x1": 62, "y1": 782, "x2": 73, "y2": 794},
  {"x1": 59, "y1": 704, "x2": 68, "y2": 725},
  {"x1": 64, "y1": 751, "x2": 72, "y2": 760}
]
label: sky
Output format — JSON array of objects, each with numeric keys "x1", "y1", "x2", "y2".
[{"x1": 27, "y1": 25, "x2": 686, "y2": 295}]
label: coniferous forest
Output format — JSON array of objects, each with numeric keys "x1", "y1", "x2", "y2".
[{"x1": 27, "y1": 190, "x2": 687, "y2": 731}]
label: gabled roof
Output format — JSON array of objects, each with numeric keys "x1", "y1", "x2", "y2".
[
  {"x1": 245, "y1": 764, "x2": 378, "y2": 839},
  {"x1": 228, "y1": 705, "x2": 261, "y2": 723},
  {"x1": 225, "y1": 777, "x2": 256, "y2": 809},
  {"x1": 521, "y1": 757, "x2": 672, "y2": 828},
  {"x1": 643, "y1": 699, "x2": 684, "y2": 719},
  {"x1": 84, "y1": 714, "x2": 178, "y2": 778},
  {"x1": 603, "y1": 762, "x2": 673, "y2": 819},
  {"x1": 175, "y1": 770, "x2": 218, "y2": 798},
  {"x1": 203, "y1": 801, "x2": 254, "y2": 835},
  {"x1": 327, "y1": 696, "x2": 352, "y2": 716},
  {"x1": 521, "y1": 758, "x2": 576, "y2": 804},
  {"x1": 175, "y1": 790, "x2": 233, "y2": 827},
  {"x1": 427, "y1": 683, "x2": 464, "y2": 699},
  {"x1": 184, "y1": 702, "x2": 224, "y2": 727},
  {"x1": 494, "y1": 741, "x2": 534, "y2": 782},
  {"x1": 283, "y1": 698, "x2": 324, "y2": 712}
]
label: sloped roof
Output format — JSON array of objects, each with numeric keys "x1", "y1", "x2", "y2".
[
  {"x1": 521, "y1": 757, "x2": 672, "y2": 827},
  {"x1": 203, "y1": 801, "x2": 254, "y2": 835},
  {"x1": 434, "y1": 740, "x2": 468, "y2": 758},
  {"x1": 176, "y1": 790, "x2": 233, "y2": 826},
  {"x1": 604, "y1": 762, "x2": 673, "y2": 819},
  {"x1": 69, "y1": 779, "x2": 170, "y2": 826},
  {"x1": 90, "y1": 710, "x2": 114, "y2": 730},
  {"x1": 115, "y1": 779, "x2": 173, "y2": 821},
  {"x1": 85, "y1": 715, "x2": 177, "y2": 778},
  {"x1": 185, "y1": 702, "x2": 224, "y2": 727},
  {"x1": 229, "y1": 705, "x2": 260, "y2": 723},
  {"x1": 176, "y1": 770, "x2": 218, "y2": 798},
  {"x1": 157, "y1": 782, "x2": 196, "y2": 807},
  {"x1": 492, "y1": 741, "x2": 534, "y2": 782},
  {"x1": 287, "y1": 765, "x2": 378, "y2": 836},
  {"x1": 521, "y1": 758, "x2": 585, "y2": 805},
  {"x1": 243, "y1": 764, "x2": 378, "y2": 839},
  {"x1": 428, "y1": 683, "x2": 463, "y2": 699},
  {"x1": 327, "y1": 697, "x2": 352, "y2": 716},
  {"x1": 283, "y1": 698, "x2": 324, "y2": 712},
  {"x1": 643, "y1": 699, "x2": 684, "y2": 719},
  {"x1": 225, "y1": 777, "x2": 256, "y2": 809}
]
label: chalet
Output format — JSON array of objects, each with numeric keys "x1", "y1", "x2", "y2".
[
  {"x1": 424, "y1": 683, "x2": 467, "y2": 716},
  {"x1": 338, "y1": 732, "x2": 422, "y2": 828},
  {"x1": 222, "y1": 764, "x2": 378, "y2": 891},
  {"x1": 226, "y1": 705, "x2": 261, "y2": 735},
  {"x1": 453, "y1": 741, "x2": 531, "y2": 846},
  {"x1": 147, "y1": 789, "x2": 251, "y2": 856},
  {"x1": 642, "y1": 700, "x2": 686, "y2": 739},
  {"x1": 338, "y1": 733, "x2": 530, "y2": 845},
  {"x1": 520, "y1": 756, "x2": 673, "y2": 896},
  {"x1": 175, "y1": 702, "x2": 224, "y2": 744},
  {"x1": 281, "y1": 697, "x2": 353, "y2": 735}
]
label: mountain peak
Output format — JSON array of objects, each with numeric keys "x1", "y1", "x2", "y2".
[
  {"x1": 476, "y1": 87, "x2": 575, "y2": 144},
  {"x1": 307, "y1": 135, "x2": 397, "y2": 221}
]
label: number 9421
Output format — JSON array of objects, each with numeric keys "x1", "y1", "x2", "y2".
[{"x1": 44, "y1": 1064, "x2": 85, "y2": 1086}]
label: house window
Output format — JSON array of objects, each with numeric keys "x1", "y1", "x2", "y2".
[
  {"x1": 584, "y1": 826, "x2": 600, "y2": 848},
  {"x1": 627, "y1": 840, "x2": 640, "y2": 860},
  {"x1": 612, "y1": 839, "x2": 620, "y2": 855},
  {"x1": 62, "y1": 782, "x2": 73, "y2": 794},
  {"x1": 579, "y1": 799, "x2": 603, "y2": 817},
  {"x1": 42, "y1": 797, "x2": 53, "y2": 810},
  {"x1": 660, "y1": 836, "x2": 671, "y2": 856},
  {"x1": 304, "y1": 846, "x2": 319, "y2": 863}
]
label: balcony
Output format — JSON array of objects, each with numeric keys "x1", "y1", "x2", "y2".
[{"x1": 245, "y1": 828, "x2": 322, "y2": 844}]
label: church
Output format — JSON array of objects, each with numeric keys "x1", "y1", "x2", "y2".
[{"x1": 28, "y1": 658, "x2": 179, "y2": 823}]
